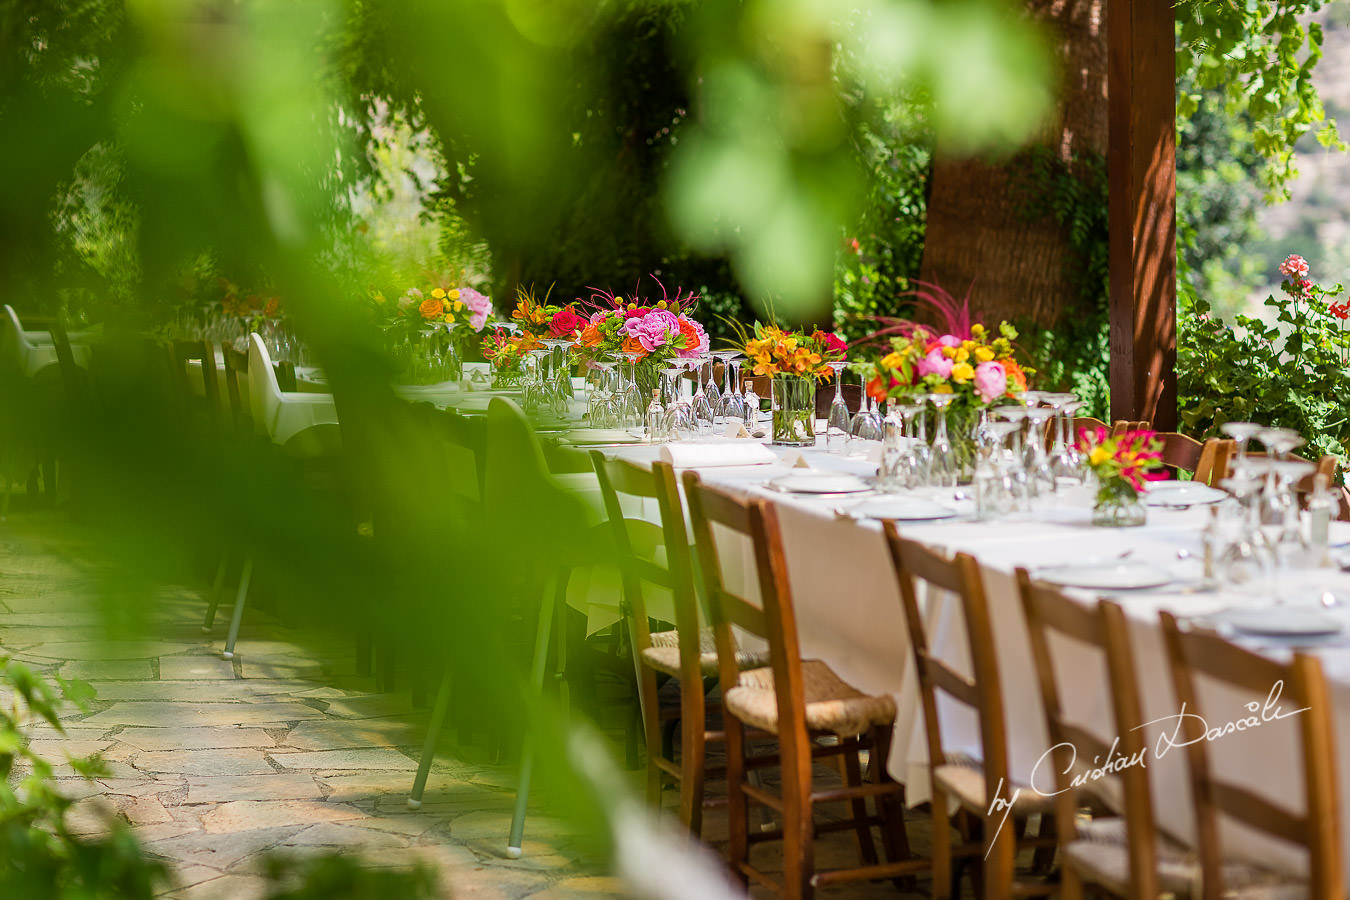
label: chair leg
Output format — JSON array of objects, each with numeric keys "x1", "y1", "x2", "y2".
[
  {"x1": 202, "y1": 554, "x2": 228, "y2": 632},
  {"x1": 220, "y1": 556, "x2": 253, "y2": 660},
  {"x1": 842, "y1": 735, "x2": 879, "y2": 865},
  {"x1": 408, "y1": 667, "x2": 454, "y2": 810},
  {"x1": 725, "y1": 717, "x2": 750, "y2": 886},
  {"x1": 507, "y1": 575, "x2": 558, "y2": 859},
  {"x1": 679, "y1": 680, "x2": 708, "y2": 837},
  {"x1": 931, "y1": 788, "x2": 955, "y2": 900}
]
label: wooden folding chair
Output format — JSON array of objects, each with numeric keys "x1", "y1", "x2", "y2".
[
  {"x1": 883, "y1": 524, "x2": 1055, "y2": 899},
  {"x1": 591, "y1": 454, "x2": 766, "y2": 835},
  {"x1": 684, "y1": 473, "x2": 917, "y2": 898},
  {"x1": 1160, "y1": 612, "x2": 1343, "y2": 899},
  {"x1": 1019, "y1": 577, "x2": 1200, "y2": 897}
]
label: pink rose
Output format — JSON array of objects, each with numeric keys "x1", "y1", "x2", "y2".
[
  {"x1": 549, "y1": 307, "x2": 584, "y2": 338},
  {"x1": 814, "y1": 330, "x2": 848, "y2": 356},
  {"x1": 915, "y1": 347, "x2": 953, "y2": 379},
  {"x1": 459, "y1": 287, "x2": 493, "y2": 331},
  {"x1": 973, "y1": 360, "x2": 1007, "y2": 403}
]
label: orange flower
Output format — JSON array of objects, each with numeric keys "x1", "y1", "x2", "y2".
[
  {"x1": 866, "y1": 375, "x2": 888, "y2": 402},
  {"x1": 579, "y1": 323, "x2": 603, "y2": 347},
  {"x1": 1000, "y1": 358, "x2": 1027, "y2": 395},
  {"x1": 677, "y1": 317, "x2": 702, "y2": 353},
  {"x1": 419, "y1": 298, "x2": 445, "y2": 320},
  {"x1": 621, "y1": 335, "x2": 647, "y2": 359}
]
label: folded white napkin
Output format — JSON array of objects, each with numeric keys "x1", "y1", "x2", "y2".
[
  {"x1": 723, "y1": 419, "x2": 752, "y2": 439},
  {"x1": 779, "y1": 450, "x2": 813, "y2": 469},
  {"x1": 659, "y1": 442, "x2": 778, "y2": 468}
]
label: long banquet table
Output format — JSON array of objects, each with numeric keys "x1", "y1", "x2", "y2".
[{"x1": 591, "y1": 436, "x2": 1350, "y2": 880}]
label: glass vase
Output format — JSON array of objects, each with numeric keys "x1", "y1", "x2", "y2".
[
  {"x1": 1092, "y1": 478, "x2": 1147, "y2": 527},
  {"x1": 771, "y1": 375, "x2": 816, "y2": 447}
]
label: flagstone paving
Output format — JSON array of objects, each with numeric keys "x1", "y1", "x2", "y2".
[{"x1": 1, "y1": 510, "x2": 940, "y2": 899}]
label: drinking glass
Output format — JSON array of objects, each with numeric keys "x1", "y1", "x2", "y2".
[
  {"x1": 848, "y1": 369, "x2": 883, "y2": 445},
  {"x1": 993, "y1": 406, "x2": 1032, "y2": 511},
  {"x1": 1221, "y1": 421, "x2": 1263, "y2": 478},
  {"x1": 1052, "y1": 399, "x2": 1086, "y2": 483},
  {"x1": 1023, "y1": 407, "x2": 1058, "y2": 497},
  {"x1": 925, "y1": 394, "x2": 958, "y2": 488},
  {"x1": 714, "y1": 351, "x2": 744, "y2": 420},
  {"x1": 826, "y1": 374, "x2": 851, "y2": 453},
  {"x1": 690, "y1": 358, "x2": 715, "y2": 437}
]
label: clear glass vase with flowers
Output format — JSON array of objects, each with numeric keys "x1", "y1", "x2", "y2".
[
  {"x1": 740, "y1": 325, "x2": 848, "y2": 446},
  {"x1": 1076, "y1": 426, "x2": 1165, "y2": 526}
]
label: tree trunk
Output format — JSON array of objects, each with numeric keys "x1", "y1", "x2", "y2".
[{"x1": 919, "y1": 0, "x2": 1108, "y2": 328}]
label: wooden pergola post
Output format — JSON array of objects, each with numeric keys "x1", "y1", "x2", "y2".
[{"x1": 1108, "y1": 0, "x2": 1177, "y2": 430}]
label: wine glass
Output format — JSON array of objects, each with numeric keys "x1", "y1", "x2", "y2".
[
  {"x1": 993, "y1": 406, "x2": 1032, "y2": 511},
  {"x1": 1023, "y1": 407, "x2": 1058, "y2": 498},
  {"x1": 1221, "y1": 421, "x2": 1263, "y2": 478},
  {"x1": 848, "y1": 368, "x2": 883, "y2": 445},
  {"x1": 588, "y1": 360, "x2": 617, "y2": 428},
  {"x1": 714, "y1": 351, "x2": 744, "y2": 420},
  {"x1": 690, "y1": 357, "x2": 715, "y2": 437},
  {"x1": 826, "y1": 373, "x2": 851, "y2": 453},
  {"x1": 925, "y1": 394, "x2": 958, "y2": 489},
  {"x1": 1052, "y1": 399, "x2": 1086, "y2": 484}
]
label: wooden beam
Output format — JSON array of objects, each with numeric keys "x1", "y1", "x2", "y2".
[{"x1": 1108, "y1": 0, "x2": 1177, "y2": 429}]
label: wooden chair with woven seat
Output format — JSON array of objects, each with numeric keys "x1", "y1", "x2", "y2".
[
  {"x1": 1154, "y1": 432, "x2": 1234, "y2": 487},
  {"x1": 590, "y1": 453, "x2": 767, "y2": 836},
  {"x1": 683, "y1": 472, "x2": 918, "y2": 898},
  {"x1": 1018, "y1": 576, "x2": 1201, "y2": 898},
  {"x1": 1160, "y1": 611, "x2": 1344, "y2": 900},
  {"x1": 882, "y1": 524, "x2": 1057, "y2": 900}
]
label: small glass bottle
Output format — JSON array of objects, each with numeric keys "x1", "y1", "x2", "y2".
[
  {"x1": 742, "y1": 385, "x2": 761, "y2": 431},
  {"x1": 878, "y1": 418, "x2": 904, "y2": 491},
  {"x1": 645, "y1": 389, "x2": 666, "y2": 443},
  {"x1": 1308, "y1": 473, "x2": 1332, "y2": 567}
]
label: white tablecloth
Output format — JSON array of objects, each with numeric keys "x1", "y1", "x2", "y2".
[{"x1": 604, "y1": 436, "x2": 1350, "y2": 878}]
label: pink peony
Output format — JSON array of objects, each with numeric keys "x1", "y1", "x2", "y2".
[
  {"x1": 549, "y1": 306, "x2": 584, "y2": 338},
  {"x1": 459, "y1": 287, "x2": 493, "y2": 331},
  {"x1": 915, "y1": 347, "x2": 953, "y2": 379},
  {"x1": 621, "y1": 309, "x2": 679, "y2": 352},
  {"x1": 973, "y1": 360, "x2": 1007, "y2": 402},
  {"x1": 1279, "y1": 254, "x2": 1310, "y2": 279}
]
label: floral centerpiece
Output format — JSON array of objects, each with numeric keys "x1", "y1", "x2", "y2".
[
  {"x1": 1075, "y1": 426, "x2": 1165, "y2": 526},
  {"x1": 742, "y1": 324, "x2": 848, "y2": 446},
  {"x1": 859, "y1": 283, "x2": 1029, "y2": 475},
  {"x1": 571, "y1": 278, "x2": 707, "y2": 400},
  {"x1": 372, "y1": 281, "x2": 495, "y2": 383},
  {"x1": 481, "y1": 327, "x2": 541, "y2": 386}
]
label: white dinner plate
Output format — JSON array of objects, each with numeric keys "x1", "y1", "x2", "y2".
[
  {"x1": 1214, "y1": 607, "x2": 1343, "y2": 638},
  {"x1": 562, "y1": 429, "x2": 643, "y2": 445},
  {"x1": 1145, "y1": 481, "x2": 1227, "y2": 507},
  {"x1": 769, "y1": 473, "x2": 872, "y2": 494},
  {"x1": 848, "y1": 498, "x2": 958, "y2": 521},
  {"x1": 1034, "y1": 561, "x2": 1174, "y2": 591}
]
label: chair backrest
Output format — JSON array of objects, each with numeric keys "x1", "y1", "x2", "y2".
[
  {"x1": 814, "y1": 382, "x2": 862, "y2": 419},
  {"x1": 1159, "y1": 612, "x2": 1343, "y2": 899},
  {"x1": 1017, "y1": 575, "x2": 1160, "y2": 896},
  {"x1": 1112, "y1": 419, "x2": 1151, "y2": 437},
  {"x1": 1156, "y1": 433, "x2": 1233, "y2": 486},
  {"x1": 1072, "y1": 416, "x2": 1108, "y2": 440},
  {"x1": 483, "y1": 397, "x2": 554, "y2": 512},
  {"x1": 881, "y1": 523, "x2": 1012, "y2": 860},
  {"x1": 168, "y1": 340, "x2": 221, "y2": 431},
  {"x1": 3, "y1": 304, "x2": 34, "y2": 355},
  {"x1": 1245, "y1": 451, "x2": 1337, "y2": 502},
  {"x1": 247, "y1": 332, "x2": 282, "y2": 439},
  {"x1": 682, "y1": 472, "x2": 814, "y2": 783},
  {"x1": 592, "y1": 455, "x2": 699, "y2": 681},
  {"x1": 220, "y1": 342, "x2": 251, "y2": 435},
  {"x1": 437, "y1": 406, "x2": 487, "y2": 502}
]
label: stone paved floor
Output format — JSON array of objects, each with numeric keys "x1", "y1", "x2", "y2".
[{"x1": 1, "y1": 508, "x2": 937, "y2": 899}]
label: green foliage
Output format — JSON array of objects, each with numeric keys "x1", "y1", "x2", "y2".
[
  {"x1": 0, "y1": 658, "x2": 170, "y2": 899},
  {"x1": 1006, "y1": 148, "x2": 1110, "y2": 419},
  {"x1": 1178, "y1": 273, "x2": 1350, "y2": 469},
  {"x1": 833, "y1": 93, "x2": 931, "y2": 342},
  {"x1": 1177, "y1": 0, "x2": 1344, "y2": 199}
]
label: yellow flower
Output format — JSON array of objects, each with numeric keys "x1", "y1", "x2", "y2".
[
  {"x1": 974, "y1": 346, "x2": 994, "y2": 363},
  {"x1": 971, "y1": 323, "x2": 986, "y2": 337},
  {"x1": 954, "y1": 347, "x2": 970, "y2": 363},
  {"x1": 451, "y1": 300, "x2": 464, "y2": 312},
  {"x1": 1089, "y1": 446, "x2": 1111, "y2": 467},
  {"x1": 942, "y1": 346, "x2": 957, "y2": 359},
  {"x1": 373, "y1": 292, "x2": 386, "y2": 304},
  {"x1": 432, "y1": 288, "x2": 446, "y2": 299},
  {"x1": 934, "y1": 383, "x2": 953, "y2": 394},
  {"x1": 448, "y1": 289, "x2": 461, "y2": 300},
  {"x1": 951, "y1": 362, "x2": 975, "y2": 383},
  {"x1": 880, "y1": 351, "x2": 904, "y2": 369}
]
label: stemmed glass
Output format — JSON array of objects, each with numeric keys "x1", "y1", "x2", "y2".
[
  {"x1": 1023, "y1": 407, "x2": 1058, "y2": 497},
  {"x1": 542, "y1": 338, "x2": 574, "y2": 417},
  {"x1": 1221, "y1": 421, "x2": 1263, "y2": 478},
  {"x1": 690, "y1": 357, "x2": 715, "y2": 437},
  {"x1": 978, "y1": 420, "x2": 1022, "y2": 519},
  {"x1": 893, "y1": 399, "x2": 927, "y2": 486},
  {"x1": 1051, "y1": 399, "x2": 1086, "y2": 483},
  {"x1": 661, "y1": 367, "x2": 694, "y2": 437},
  {"x1": 588, "y1": 360, "x2": 618, "y2": 428},
  {"x1": 848, "y1": 368, "x2": 883, "y2": 445},
  {"x1": 826, "y1": 372, "x2": 851, "y2": 453},
  {"x1": 925, "y1": 394, "x2": 959, "y2": 488},
  {"x1": 523, "y1": 347, "x2": 552, "y2": 415},
  {"x1": 993, "y1": 406, "x2": 1032, "y2": 511},
  {"x1": 619, "y1": 351, "x2": 645, "y2": 429},
  {"x1": 714, "y1": 351, "x2": 744, "y2": 421},
  {"x1": 704, "y1": 356, "x2": 723, "y2": 420}
]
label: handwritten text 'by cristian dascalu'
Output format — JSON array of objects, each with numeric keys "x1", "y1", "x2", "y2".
[{"x1": 982, "y1": 681, "x2": 1309, "y2": 857}]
